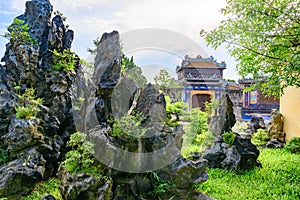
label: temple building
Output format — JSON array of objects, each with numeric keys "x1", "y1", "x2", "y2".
[
  {"x1": 176, "y1": 55, "x2": 243, "y2": 120},
  {"x1": 238, "y1": 78, "x2": 280, "y2": 120},
  {"x1": 176, "y1": 55, "x2": 280, "y2": 121}
]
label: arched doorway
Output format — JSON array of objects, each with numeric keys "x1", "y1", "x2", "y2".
[{"x1": 192, "y1": 94, "x2": 211, "y2": 111}]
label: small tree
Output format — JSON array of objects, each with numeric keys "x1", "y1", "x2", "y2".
[
  {"x1": 62, "y1": 132, "x2": 101, "y2": 174},
  {"x1": 154, "y1": 69, "x2": 177, "y2": 90},
  {"x1": 200, "y1": 0, "x2": 300, "y2": 97},
  {"x1": 165, "y1": 95, "x2": 187, "y2": 126},
  {"x1": 251, "y1": 129, "x2": 269, "y2": 146},
  {"x1": 87, "y1": 37, "x2": 100, "y2": 55},
  {"x1": 15, "y1": 88, "x2": 43, "y2": 120},
  {"x1": 121, "y1": 55, "x2": 147, "y2": 87}
]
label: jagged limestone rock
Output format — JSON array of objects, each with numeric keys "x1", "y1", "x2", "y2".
[
  {"x1": 60, "y1": 172, "x2": 112, "y2": 200},
  {"x1": 0, "y1": 0, "x2": 78, "y2": 197},
  {"x1": 133, "y1": 83, "x2": 167, "y2": 124},
  {"x1": 0, "y1": 148, "x2": 46, "y2": 196},
  {"x1": 111, "y1": 77, "x2": 137, "y2": 118},
  {"x1": 208, "y1": 94, "x2": 236, "y2": 137},
  {"x1": 93, "y1": 31, "x2": 122, "y2": 124}
]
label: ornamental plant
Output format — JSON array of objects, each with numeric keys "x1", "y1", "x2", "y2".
[
  {"x1": 223, "y1": 131, "x2": 235, "y2": 145},
  {"x1": 3, "y1": 18, "x2": 37, "y2": 44},
  {"x1": 51, "y1": 49, "x2": 77, "y2": 71},
  {"x1": 251, "y1": 129, "x2": 269, "y2": 146},
  {"x1": 61, "y1": 132, "x2": 101, "y2": 174},
  {"x1": 165, "y1": 95, "x2": 187, "y2": 127},
  {"x1": 111, "y1": 112, "x2": 148, "y2": 139},
  {"x1": 15, "y1": 88, "x2": 43, "y2": 120}
]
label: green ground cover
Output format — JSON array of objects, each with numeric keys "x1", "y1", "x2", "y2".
[
  {"x1": 22, "y1": 148, "x2": 300, "y2": 199},
  {"x1": 197, "y1": 148, "x2": 300, "y2": 200},
  {"x1": 23, "y1": 178, "x2": 62, "y2": 200}
]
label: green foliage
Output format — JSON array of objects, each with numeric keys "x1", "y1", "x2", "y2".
[
  {"x1": 51, "y1": 49, "x2": 77, "y2": 71},
  {"x1": 23, "y1": 178, "x2": 62, "y2": 200},
  {"x1": 15, "y1": 105, "x2": 38, "y2": 120},
  {"x1": 62, "y1": 132, "x2": 101, "y2": 175},
  {"x1": 53, "y1": 10, "x2": 69, "y2": 29},
  {"x1": 87, "y1": 37, "x2": 147, "y2": 87},
  {"x1": 285, "y1": 137, "x2": 300, "y2": 153},
  {"x1": 121, "y1": 55, "x2": 147, "y2": 87},
  {"x1": 181, "y1": 108, "x2": 212, "y2": 157},
  {"x1": 197, "y1": 148, "x2": 300, "y2": 200},
  {"x1": 14, "y1": 81, "x2": 22, "y2": 94},
  {"x1": 53, "y1": 10, "x2": 67, "y2": 21},
  {"x1": 15, "y1": 88, "x2": 42, "y2": 120},
  {"x1": 225, "y1": 79, "x2": 236, "y2": 83},
  {"x1": 200, "y1": 0, "x2": 300, "y2": 97},
  {"x1": 148, "y1": 172, "x2": 175, "y2": 198},
  {"x1": 3, "y1": 18, "x2": 37, "y2": 44},
  {"x1": 154, "y1": 69, "x2": 177, "y2": 90},
  {"x1": 165, "y1": 95, "x2": 187, "y2": 126},
  {"x1": 251, "y1": 129, "x2": 269, "y2": 146},
  {"x1": 0, "y1": 143, "x2": 10, "y2": 165},
  {"x1": 87, "y1": 37, "x2": 100, "y2": 55},
  {"x1": 111, "y1": 113, "x2": 148, "y2": 139},
  {"x1": 204, "y1": 98, "x2": 219, "y2": 117},
  {"x1": 222, "y1": 131, "x2": 235, "y2": 145},
  {"x1": 22, "y1": 155, "x2": 31, "y2": 167},
  {"x1": 73, "y1": 97, "x2": 85, "y2": 111}
]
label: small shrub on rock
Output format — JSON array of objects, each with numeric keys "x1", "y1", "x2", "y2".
[
  {"x1": 3, "y1": 18, "x2": 37, "y2": 44},
  {"x1": 165, "y1": 95, "x2": 187, "y2": 127},
  {"x1": 15, "y1": 88, "x2": 42, "y2": 120},
  {"x1": 62, "y1": 132, "x2": 101, "y2": 175},
  {"x1": 51, "y1": 49, "x2": 77, "y2": 71},
  {"x1": 223, "y1": 131, "x2": 235, "y2": 145},
  {"x1": 111, "y1": 112, "x2": 148, "y2": 138},
  {"x1": 251, "y1": 129, "x2": 269, "y2": 146}
]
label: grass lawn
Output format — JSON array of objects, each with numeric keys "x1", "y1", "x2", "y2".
[{"x1": 197, "y1": 148, "x2": 300, "y2": 200}]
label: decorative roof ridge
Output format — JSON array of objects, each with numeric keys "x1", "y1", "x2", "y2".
[{"x1": 182, "y1": 55, "x2": 226, "y2": 68}]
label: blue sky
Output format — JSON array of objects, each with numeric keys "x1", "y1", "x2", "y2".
[{"x1": 0, "y1": 0, "x2": 238, "y2": 80}]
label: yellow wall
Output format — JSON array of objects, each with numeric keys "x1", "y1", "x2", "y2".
[{"x1": 280, "y1": 86, "x2": 300, "y2": 141}]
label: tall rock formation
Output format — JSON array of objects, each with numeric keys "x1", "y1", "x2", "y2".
[
  {"x1": 0, "y1": 0, "x2": 79, "y2": 197},
  {"x1": 203, "y1": 94, "x2": 261, "y2": 171}
]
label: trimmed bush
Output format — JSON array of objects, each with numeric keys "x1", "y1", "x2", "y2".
[
  {"x1": 285, "y1": 137, "x2": 300, "y2": 153},
  {"x1": 251, "y1": 129, "x2": 269, "y2": 146},
  {"x1": 222, "y1": 131, "x2": 235, "y2": 145}
]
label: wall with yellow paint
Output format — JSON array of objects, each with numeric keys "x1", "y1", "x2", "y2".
[{"x1": 280, "y1": 86, "x2": 300, "y2": 141}]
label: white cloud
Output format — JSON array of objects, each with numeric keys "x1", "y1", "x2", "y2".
[
  {"x1": 10, "y1": 0, "x2": 26, "y2": 11},
  {"x1": 5, "y1": 0, "x2": 238, "y2": 78},
  {"x1": 0, "y1": 10, "x2": 16, "y2": 15}
]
